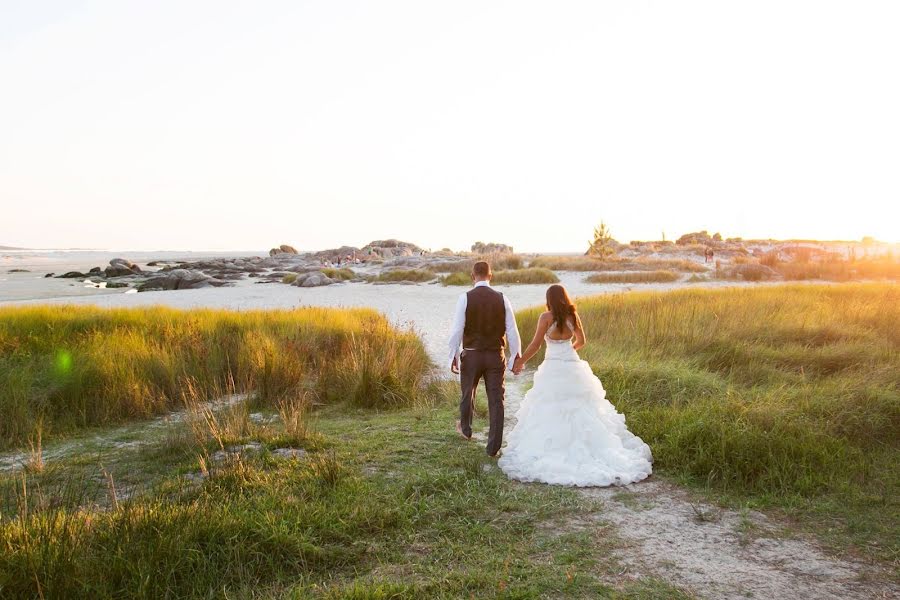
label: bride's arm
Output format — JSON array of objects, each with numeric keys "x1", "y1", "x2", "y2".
[
  {"x1": 572, "y1": 313, "x2": 586, "y2": 351},
  {"x1": 517, "y1": 313, "x2": 551, "y2": 366}
]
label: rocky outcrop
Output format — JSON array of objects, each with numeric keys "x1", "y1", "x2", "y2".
[
  {"x1": 313, "y1": 245, "x2": 360, "y2": 262},
  {"x1": 361, "y1": 239, "x2": 423, "y2": 259},
  {"x1": 269, "y1": 244, "x2": 299, "y2": 256},
  {"x1": 105, "y1": 258, "x2": 142, "y2": 277},
  {"x1": 137, "y1": 269, "x2": 230, "y2": 292},
  {"x1": 56, "y1": 271, "x2": 87, "y2": 279},
  {"x1": 290, "y1": 271, "x2": 335, "y2": 287},
  {"x1": 471, "y1": 241, "x2": 514, "y2": 254}
]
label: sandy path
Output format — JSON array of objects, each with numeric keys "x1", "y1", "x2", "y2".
[{"x1": 475, "y1": 375, "x2": 899, "y2": 600}]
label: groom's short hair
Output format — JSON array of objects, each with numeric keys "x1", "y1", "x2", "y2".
[{"x1": 472, "y1": 261, "x2": 491, "y2": 277}]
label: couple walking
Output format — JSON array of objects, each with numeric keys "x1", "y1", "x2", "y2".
[{"x1": 448, "y1": 261, "x2": 652, "y2": 487}]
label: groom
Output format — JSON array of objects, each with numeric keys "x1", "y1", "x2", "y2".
[{"x1": 448, "y1": 261, "x2": 522, "y2": 457}]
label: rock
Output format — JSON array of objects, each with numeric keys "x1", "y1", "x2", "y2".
[
  {"x1": 56, "y1": 271, "x2": 87, "y2": 278},
  {"x1": 110, "y1": 257, "x2": 140, "y2": 270},
  {"x1": 269, "y1": 244, "x2": 299, "y2": 256},
  {"x1": 290, "y1": 271, "x2": 335, "y2": 287},
  {"x1": 313, "y1": 245, "x2": 361, "y2": 262},
  {"x1": 88, "y1": 267, "x2": 102, "y2": 274},
  {"x1": 360, "y1": 239, "x2": 423, "y2": 259},
  {"x1": 44, "y1": 273, "x2": 55, "y2": 278},
  {"x1": 106, "y1": 282, "x2": 129, "y2": 289},
  {"x1": 270, "y1": 448, "x2": 307, "y2": 460},
  {"x1": 105, "y1": 258, "x2": 142, "y2": 277},
  {"x1": 471, "y1": 241, "x2": 514, "y2": 254},
  {"x1": 7, "y1": 268, "x2": 30, "y2": 273},
  {"x1": 137, "y1": 269, "x2": 228, "y2": 292}
]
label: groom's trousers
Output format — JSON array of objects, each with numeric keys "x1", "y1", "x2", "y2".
[{"x1": 459, "y1": 348, "x2": 506, "y2": 456}]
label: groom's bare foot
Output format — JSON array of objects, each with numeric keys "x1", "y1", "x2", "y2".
[{"x1": 456, "y1": 420, "x2": 472, "y2": 440}]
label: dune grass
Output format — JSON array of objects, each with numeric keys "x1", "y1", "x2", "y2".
[
  {"x1": 517, "y1": 283, "x2": 899, "y2": 560},
  {"x1": 440, "y1": 268, "x2": 559, "y2": 286},
  {"x1": 585, "y1": 270, "x2": 681, "y2": 284},
  {"x1": 370, "y1": 269, "x2": 436, "y2": 283},
  {"x1": 531, "y1": 255, "x2": 707, "y2": 273},
  {"x1": 0, "y1": 306, "x2": 431, "y2": 449}
]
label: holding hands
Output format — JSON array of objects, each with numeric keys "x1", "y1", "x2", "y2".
[{"x1": 512, "y1": 355, "x2": 526, "y2": 375}]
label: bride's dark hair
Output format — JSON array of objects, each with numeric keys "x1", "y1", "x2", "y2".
[{"x1": 546, "y1": 284, "x2": 577, "y2": 332}]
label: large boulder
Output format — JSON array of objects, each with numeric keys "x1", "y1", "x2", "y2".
[
  {"x1": 290, "y1": 271, "x2": 335, "y2": 287},
  {"x1": 470, "y1": 241, "x2": 514, "y2": 255},
  {"x1": 105, "y1": 258, "x2": 142, "y2": 277},
  {"x1": 269, "y1": 244, "x2": 299, "y2": 256},
  {"x1": 137, "y1": 269, "x2": 226, "y2": 292},
  {"x1": 361, "y1": 239, "x2": 422, "y2": 258},
  {"x1": 313, "y1": 245, "x2": 361, "y2": 262}
]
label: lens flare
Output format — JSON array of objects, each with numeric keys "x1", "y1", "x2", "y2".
[{"x1": 54, "y1": 350, "x2": 73, "y2": 375}]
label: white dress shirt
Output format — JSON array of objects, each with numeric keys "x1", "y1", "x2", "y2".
[{"x1": 448, "y1": 280, "x2": 522, "y2": 372}]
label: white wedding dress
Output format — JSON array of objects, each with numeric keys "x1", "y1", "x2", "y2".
[{"x1": 498, "y1": 320, "x2": 653, "y2": 487}]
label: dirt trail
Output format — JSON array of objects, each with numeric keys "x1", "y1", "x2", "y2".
[{"x1": 476, "y1": 375, "x2": 898, "y2": 600}]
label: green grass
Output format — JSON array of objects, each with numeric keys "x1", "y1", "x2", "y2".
[
  {"x1": 517, "y1": 283, "x2": 899, "y2": 561},
  {"x1": 585, "y1": 271, "x2": 681, "y2": 284},
  {"x1": 0, "y1": 393, "x2": 692, "y2": 598},
  {"x1": 370, "y1": 269, "x2": 436, "y2": 283},
  {"x1": 531, "y1": 256, "x2": 707, "y2": 273},
  {"x1": 0, "y1": 306, "x2": 431, "y2": 448}
]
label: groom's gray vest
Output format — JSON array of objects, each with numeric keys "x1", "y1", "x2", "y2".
[{"x1": 463, "y1": 286, "x2": 506, "y2": 351}]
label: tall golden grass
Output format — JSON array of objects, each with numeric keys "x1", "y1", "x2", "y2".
[
  {"x1": 0, "y1": 306, "x2": 431, "y2": 448},
  {"x1": 517, "y1": 284, "x2": 899, "y2": 553}
]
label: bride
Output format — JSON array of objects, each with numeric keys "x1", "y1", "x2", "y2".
[{"x1": 499, "y1": 285, "x2": 653, "y2": 487}]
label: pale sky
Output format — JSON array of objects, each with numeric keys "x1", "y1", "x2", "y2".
[{"x1": 1, "y1": 1, "x2": 898, "y2": 252}]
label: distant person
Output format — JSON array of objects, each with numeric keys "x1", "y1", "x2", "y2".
[
  {"x1": 498, "y1": 284, "x2": 653, "y2": 486},
  {"x1": 705, "y1": 247, "x2": 714, "y2": 263}
]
